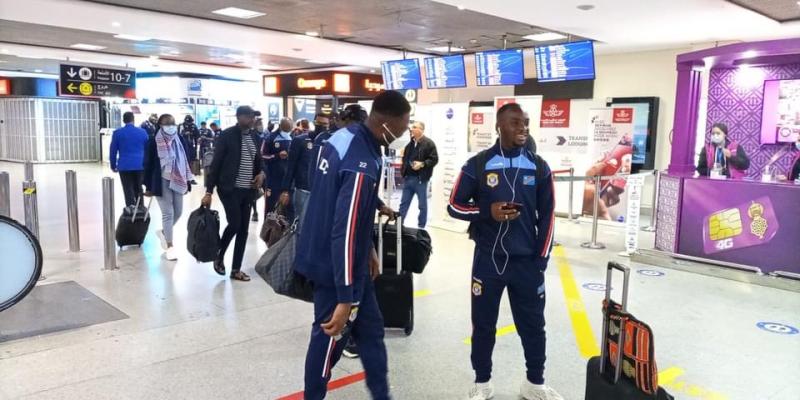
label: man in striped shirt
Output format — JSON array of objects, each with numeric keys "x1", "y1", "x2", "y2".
[
  {"x1": 447, "y1": 103, "x2": 561, "y2": 400},
  {"x1": 295, "y1": 91, "x2": 410, "y2": 400}
]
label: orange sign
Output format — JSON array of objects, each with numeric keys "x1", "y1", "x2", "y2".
[
  {"x1": 333, "y1": 73, "x2": 351, "y2": 93},
  {"x1": 0, "y1": 79, "x2": 10, "y2": 96},
  {"x1": 263, "y1": 76, "x2": 279, "y2": 95},
  {"x1": 364, "y1": 79, "x2": 384, "y2": 92},
  {"x1": 297, "y1": 78, "x2": 328, "y2": 90}
]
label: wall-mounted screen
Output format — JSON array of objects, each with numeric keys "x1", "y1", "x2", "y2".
[
  {"x1": 381, "y1": 59, "x2": 422, "y2": 90},
  {"x1": 761, "y1": 79, "x2": 800, "y2": 144},
  {"x1": 475, "y1": 49, "x2": 525, "y2": 86},
  {"x1": 534, "y1": 40, "x2": 596, "y2": 83},
  {"x1": 423, "y1": 55, "x2": 467, "y2": 89},
  {"x1": 607, "y1": 97, "x2": 660, "y2": 171}
]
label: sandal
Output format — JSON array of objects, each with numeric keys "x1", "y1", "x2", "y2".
[
  {"x1": 213, "y1": 259, "x2": 226, "y2": 276},
  {"x1": 231, "y1": 271, "x2": 251, "y2": 281}
]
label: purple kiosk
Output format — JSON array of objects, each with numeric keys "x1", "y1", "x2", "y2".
[{"x1": 653, "y1": 38, "x2": 800, "y2": 280}]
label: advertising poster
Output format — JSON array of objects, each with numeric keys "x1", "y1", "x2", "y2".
[
  {"x1": 776, "y1": 79, "x2": 800, "y2": 142},
  {"x1": 468, "y1": 106, "x2": 496, "y2": 153},
  {"x1": 428, "y1": 103, "x2": 470, "y2": 232},
  {"x1": 624, "y1": 174, "x2": 647, "y2": 254},
  {"x1": 678, "y1": 178, "x2": 800, "y2": 275},
  {"x1": 582, "y1": 108, "x2": 634, "y2": 223}
]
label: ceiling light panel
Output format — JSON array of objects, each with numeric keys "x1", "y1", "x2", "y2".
[
  {"x1": 70, "y1": 43, "x2": 106, "y2": 50},
  {"x1": 425, "y1": 46, "x2": 465, "y2": 52},
  {"x1": 212, "y1": 7, "x2": 265, "y2": 19},
  {"x1": 523, "y1": 32, "x2": 567, "y2": 41}
]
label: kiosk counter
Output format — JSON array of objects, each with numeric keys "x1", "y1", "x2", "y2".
[{"x1": 655, "y1": 176, "x2": 800, "y2": 276}]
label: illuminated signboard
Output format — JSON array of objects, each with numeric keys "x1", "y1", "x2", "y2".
[{"x1": 263, "y1": 72, "x2": 383, "y2": 97}]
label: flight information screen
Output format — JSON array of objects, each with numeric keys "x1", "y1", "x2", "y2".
[
  {"x1": 381, "y1": 59, "x2": 422, "y2": 90},
  {"x1": 424, "y1": 55, "x2": 467, "y2": 89},
  {"x1": 475, "y1": 49, "x2": 525, "y2": 86},
  {"x1": 534, "y1": 40, "x2": 596, "y2": 82}
]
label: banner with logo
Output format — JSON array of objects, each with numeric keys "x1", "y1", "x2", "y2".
[
  {"x1": 624, "y1": 173, "x2": 647, "y2": 254},
  {"x1": 428, "y1": 103, "x2": 470, "y2": 232},
  {"x1": 468, "y1": 106, "x2": 496, "y2": 153},
  {"x1": 581, "y1": 108, "x2": 635, "y2": 223}
]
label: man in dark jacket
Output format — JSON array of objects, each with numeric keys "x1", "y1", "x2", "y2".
[
  {"x1": 261, "y1": 117, "x2": 293, "y2": 214},
  {"x1": 447, "y1": 103, "x2": 561, "y2": 400},
  {"x1": 180, "y1": 115, "x2": 200, "y2": 161},
  {"x1": 280, "y1": 113, "x2": 330, "y2": 228},
  {"x1": 140, "y1": 114, "x2": 158, "y2": 137},
  {"x1": 202, "y1": 106, "x2": 265, "y2": 282},
  {"x1": 295, "y1": 91, "x2": 409, "y2": 400},
  {"x1": 398, "y1": 120, "x2": 438, "y2": 229}
]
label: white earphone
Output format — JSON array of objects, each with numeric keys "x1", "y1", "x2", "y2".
[{"x1": 490, "y1": 130, "x2": 521, "y2": 276}]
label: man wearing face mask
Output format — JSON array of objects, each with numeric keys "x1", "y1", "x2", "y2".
[
  {"x1": 280, "y1": 113, "x2": 330, "y2": 228},
  {"x1": 261, "y1": 117, "x2": 294, "y2": 214},
  {"x1": 448, "y1": 103, "x2": 560, "y2": 400},
  {"x1": 696, "y1": 123, "x2": 750, "y2": 179},
  {"x1": 295, "y1": 91, "x2": 409, "y2": 400},
  {"x1": 141, "y1": 114, "x2": 158, "y2": 138}
]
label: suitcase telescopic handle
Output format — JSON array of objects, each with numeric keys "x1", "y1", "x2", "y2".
[
  {"x1": 395, "y1": 215, "x2": 402, "y2": 276},
  {"x1": 599, "y1": 261, "x2": 630, "y2": 384},
  {"x1": 378, "y1": 217, "x2": 384, "y2": 275}
]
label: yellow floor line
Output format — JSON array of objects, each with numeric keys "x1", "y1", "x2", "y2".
[
  {"x1": 413, "y1": 289, "x2": 431, "y2": 298},
  {"x1": 553, "y1": 246, "x2": 601, "y2": 358},
  {"x1": 463, "y1": 324, "x2": 517, "y2": 345},
  {"x1": 657, "y1": 367, "x2": 685, "y2": 386}
]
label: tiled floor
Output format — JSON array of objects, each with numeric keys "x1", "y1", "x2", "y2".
[{"x1": 0, "y1": 162, "x2": 798, "y2": 400}]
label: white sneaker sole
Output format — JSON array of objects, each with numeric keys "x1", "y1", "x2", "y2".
[{"x1": 156, "y1": 230, "x2": 168, "y2": 250}]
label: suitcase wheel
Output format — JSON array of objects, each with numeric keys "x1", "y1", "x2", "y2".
[{"x1": 404, "y1": 309, "x2": 414, "y2": 336}]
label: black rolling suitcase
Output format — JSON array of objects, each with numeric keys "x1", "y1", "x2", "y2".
[
  {"x1": 116, "y1": 197, "x2": 152, "y2": 248},
  {"x1": 585, "y1": 262, "x2": 674, "y2": 400},
  {"x1": 372, "y1": 221, "x2": 432, "y2": 274},
  {"x1": 374, "y1": 216, "x2": 414, "y2": 336}
]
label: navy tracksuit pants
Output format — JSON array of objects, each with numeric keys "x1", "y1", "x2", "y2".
[
  {"x1": 470, "y1": 249, "x2": 547, "y2": 385},
  {"x1": 304, "y1": 278, "x2": 390, "y2": 400}
]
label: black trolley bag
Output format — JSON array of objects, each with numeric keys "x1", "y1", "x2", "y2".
[
  {"x1": 585, "y1": 262, "x2": 674, "y2": 400},
  {"x1": 374, "y1": 216, "x2": 414, "y2": 336},
  {"x1": 373, "y1": 221, "x2": 432, "y2": 274},
  {"x1": 186, "y1": 206, "x2": 220, "y2": 263},
  {"x1": 116, "y1": 196, "x2": 152, "y2": 248}
]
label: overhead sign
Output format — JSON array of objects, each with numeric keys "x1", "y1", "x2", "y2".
[
  {"x1": 59, "y1": 63, "x2": 136, "y2": 99},
  {"x1": 263, "y1": 71, "x2": 383, "y2": 97}
]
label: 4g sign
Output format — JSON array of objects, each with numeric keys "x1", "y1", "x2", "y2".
[{"x1": 59, "y1": 63, "x2": 136, "y2": 99}]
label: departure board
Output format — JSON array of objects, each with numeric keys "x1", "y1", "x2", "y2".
[
  {"x1": 424, "y1": 55, "x2": 467, "y2": 89},
  {"x1": 381, "y1": 59, "x2": 422, "y2": 90},
  {"x1": 475, "y1": 49, "x2": 525, "y2": 86},
  {"x1": 534, "y1": 40, "x2": 595, "y2": 82}
]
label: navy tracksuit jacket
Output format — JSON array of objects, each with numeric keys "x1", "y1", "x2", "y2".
[
  {"x1": 261, "y1": 130, "x2": 293, "y2": 211},
  {"x1": 447, "y1": 143, "x2": 555, "y2": 385},
  {"x1": 282, "y1": 132, "x2": 317, "y2": 193},
  {"x1": 295, "y1": 123, "x2": 389, "y2": 400}
]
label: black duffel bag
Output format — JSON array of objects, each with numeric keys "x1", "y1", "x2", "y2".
[
  {"x1": 372, "y1": 219, "x2": 432, "y2": 274},
  {"x1": 186, "y1": 206, "x2": 220, "y2": 263}
]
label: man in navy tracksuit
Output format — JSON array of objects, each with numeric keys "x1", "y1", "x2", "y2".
[
  {"x1": 280, "y1": 113, "x2": 330, "y2": 228},
  {"x1": 448, "y1": 103, "x2": 562, "y2": 400},
  {"x1": 309, "y1": 104, "x2": 369, "y2": 192},
  {"x1": 261, "y1": 117, "x2": 293, "y2": 214},
  {"x1": 296, "y1": 91, "x2": 411, "y2": 400}
]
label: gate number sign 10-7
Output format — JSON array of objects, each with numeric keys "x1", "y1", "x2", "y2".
[{"x1": 59, "y1": 63, "x2": 137, "y2": 99}]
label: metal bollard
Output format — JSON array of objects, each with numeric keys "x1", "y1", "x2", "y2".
[
  {"x1": 581, "y1": 175, "x2": 606, "y2": 249},
  {"x1": 66, "y1": 170, "x2": 81, "y2": 252},
  {"x1": 102, "y1": 177, "x2": 117, "y2": 270},
  {"x1": 568, "y1": 167, "x2": 578, "y2": 223},
  {"x1": 0, "y1": 171, "x2": 10, "y2": 217},
  {"x1": 24, "y1": 161, "x2": 34, "y2": 181},
  {"x1": 642, "y1": 170, "x2": 660, "y2": 232},
  {"x1": 22, "y1": 181, "x2": 39, "y2": 239}
]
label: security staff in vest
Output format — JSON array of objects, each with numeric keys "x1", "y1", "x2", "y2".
[
  {"x1": 202, "y1": 106, "x2": 265, "y2": 282},
  {"x1": 261, "y1": 117, "x2": 293, "y2": 214},
  {"x1": 399, "y1": 120, "x2": 438, "y2": 229},
  {"x1": 448, "y1": 103, "x2": 562, "y2": 400},
  {"x1": 295, "y1": 91, "x2": 410, "y2": 400},
  {"x1": 279, "y1": 113, "x2": 330, "y2": 228}
]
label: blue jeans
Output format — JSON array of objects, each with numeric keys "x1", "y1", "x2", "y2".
[
  {"x1": 399, "y1": 176, "x2": 428, "y2": 228},
  {"x1": 294, "y1": 189, "x2": 310, "y2": 229}
]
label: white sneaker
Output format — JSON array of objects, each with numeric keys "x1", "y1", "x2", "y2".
[
  {"x1": 156, "y1": 230, "x2": 168, "y2": 250},
  {"x1": 165, "y1": 246, "x2": 178, "y2": 261},
  {"x1": 467, "y1": 381, "x2": 494, "y2": 400},
  {"x1": 520, "y1": 381, "x2": 564, "y2": 400}
]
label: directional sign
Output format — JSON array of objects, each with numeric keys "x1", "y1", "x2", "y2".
[{"x1": 59, "y1": 63, "x2": 136, "y2": 99}]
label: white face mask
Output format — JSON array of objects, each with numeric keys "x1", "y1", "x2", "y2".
[
  {"x1": 381, "y1": 123, "x2": 401, "y2": 146},
  {"x1": 796, "y1": 142, "x2": 800, "y2": 151},
  {"x1": 711, "y1": 133, "x2": 724, "y2": 145},
  {"x1": 162, "y1": 125, "x2": 178, "y2": 135}
]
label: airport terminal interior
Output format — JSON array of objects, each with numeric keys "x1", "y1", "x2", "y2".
[{"x1": 0, "y1": 1, "x2": 799, "y2": 400}]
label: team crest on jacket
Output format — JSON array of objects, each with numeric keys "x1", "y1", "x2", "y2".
[
  {"x1": 472, "y1": 277, "x2": 483, "y2": 296},
  {"x1": 274, "y1": 142, "x2": 280, "y2": 148},
  {"x1": 486, "y1": 173, "x2": 499, "y2": 188},
  {"x1": 307, "y1": 142, "x2": 313, "y2": 150}
]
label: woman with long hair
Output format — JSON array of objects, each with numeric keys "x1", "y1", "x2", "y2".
[{"x1": 143, "y1": 113, "x2": 194, "y2": 260}]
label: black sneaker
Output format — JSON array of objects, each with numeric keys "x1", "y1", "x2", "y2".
[
  {"x1": 342, "y1": 339, "x2": 359, "y2": 359},
  {"x1": 251, "y1": 212, "x2": 259, "y2": 222}
]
